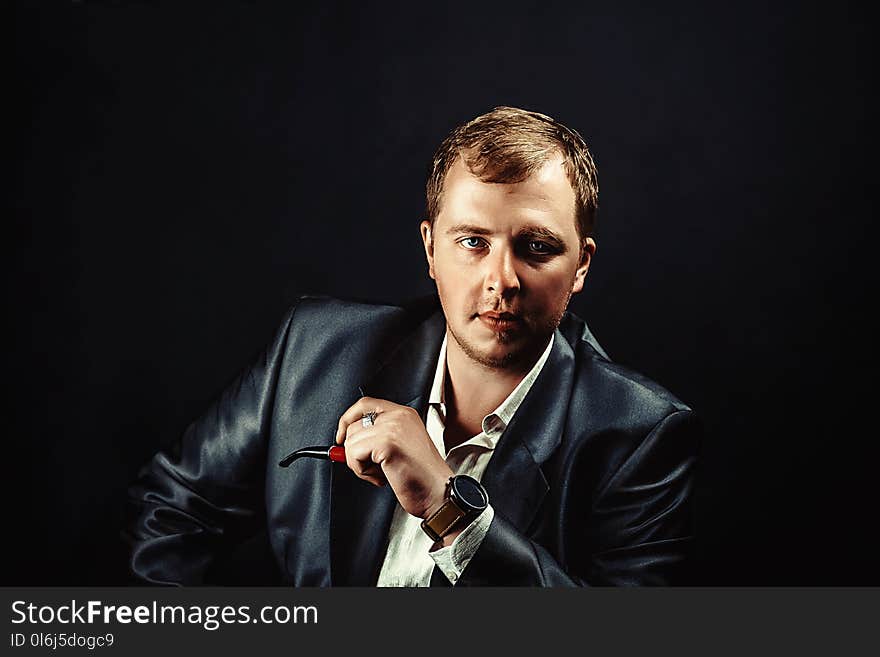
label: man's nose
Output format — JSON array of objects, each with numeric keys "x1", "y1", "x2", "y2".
[{"x1": 484, "y1": 247, "x2": 520, "y2": 298}]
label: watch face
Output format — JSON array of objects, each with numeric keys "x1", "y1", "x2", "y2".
[{"x1": 453, "y1": 476, "x2": 488, "y2": 511}]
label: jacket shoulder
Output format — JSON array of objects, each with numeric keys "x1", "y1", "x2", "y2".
[
  {"x1": 291, "y1": 294, "x2": 439, "y2": 322},
  {"x1": 290, "y1": 295, "x2": 404, "y2": 322},
  {"x1": 562, "y1": 312, "x2": 693, "y2": 429},
  {"x1": 275, "y1": 295, "x2": 439, "y2": 366},
  {"x1": 281, "y1": 295, "x2": 417, "y2": 338}
]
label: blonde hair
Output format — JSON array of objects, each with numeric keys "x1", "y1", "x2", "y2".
[{"x1": 426, "y1": 106, "x2": 599, "y2": 239}]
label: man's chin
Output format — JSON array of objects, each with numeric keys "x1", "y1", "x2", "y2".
[
  {"x1": 454, "y1": 330, "x2": 539, "y2": 370},
  {"x1": 466, "y1": 350, "x2": 519, "y2": 370}
]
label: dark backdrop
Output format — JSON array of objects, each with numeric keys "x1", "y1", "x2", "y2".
[{"x1": 10, "y1": 1, "x2": 876, "y2": 584}]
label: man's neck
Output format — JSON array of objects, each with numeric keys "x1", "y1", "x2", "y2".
[{"x1": 441, "y1": 331, "x2": 541, "y2": 450}]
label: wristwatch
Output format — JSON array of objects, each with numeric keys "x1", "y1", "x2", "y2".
[{"x1": 420, "y1": 475, "x2": 489, "y2": 542}]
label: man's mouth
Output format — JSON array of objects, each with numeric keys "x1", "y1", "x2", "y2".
[{"x1": 476, "y1": 311, "x2": 522, "y2": 331}]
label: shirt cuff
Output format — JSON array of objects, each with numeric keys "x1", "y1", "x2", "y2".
[{"x1": 428, "y1": 504, "x2": 494, "y2": 585}]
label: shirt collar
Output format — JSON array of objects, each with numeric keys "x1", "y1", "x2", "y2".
[{"x1": 428, "y1": 331, "x2": 555, "y2": 443}]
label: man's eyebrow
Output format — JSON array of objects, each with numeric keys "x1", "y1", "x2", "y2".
[
  {"x1": 519, "y1": 225, "x2": 565, "y2": 242},
  {"x1": 519, "y1": 225, "x2": 568, "y2": 251},
  {"x1": 445, "y1": 223, "x2": 493, "y2": 236}
]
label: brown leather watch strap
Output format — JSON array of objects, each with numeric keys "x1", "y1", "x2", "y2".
[{"x1": 420, "y1": 497, "x2": 467, "y2": 542}]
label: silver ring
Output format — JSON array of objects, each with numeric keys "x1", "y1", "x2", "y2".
[{"x1": 361, "y1": 411, "x2": 378, "y2": 428}]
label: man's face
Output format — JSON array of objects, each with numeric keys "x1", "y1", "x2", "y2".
[{"x1": 421, "y1": 154, "x2": 595, "y2": 370}]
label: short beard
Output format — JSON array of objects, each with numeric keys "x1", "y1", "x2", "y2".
[
  {"x1": 449, "y1": 289, "x2": 572, "y2": 371},
  {"x1": 448, "y1": 323, "x2": 521, "y2": 369}
]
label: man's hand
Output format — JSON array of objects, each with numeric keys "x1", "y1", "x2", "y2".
[{"x1": 335, "y1": 397, "x2": 454, "y2": 520}]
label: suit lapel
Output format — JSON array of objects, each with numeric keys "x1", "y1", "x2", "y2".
[
  {"x1": 480, "y1": 329, "x2": 576, "y2": 533},
  {"x1": 329, "y1": 310, "x2": 446, "y2": 586}
]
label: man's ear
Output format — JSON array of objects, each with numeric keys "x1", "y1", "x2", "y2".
[
  {"x1": 420, "y1": 219, "x2": 435, "y2": 280},
  {"x1": 571, "y1": 237, "x2": 597, "y2": 294}
]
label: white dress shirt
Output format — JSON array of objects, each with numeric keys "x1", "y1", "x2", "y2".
[{"x1": 376, "y1": 331, "x2": 554, "y2": 586}]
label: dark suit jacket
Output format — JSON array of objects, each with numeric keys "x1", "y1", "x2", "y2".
[{"x1": 125, "y1": 296, "x2": 699, "y2": 586}]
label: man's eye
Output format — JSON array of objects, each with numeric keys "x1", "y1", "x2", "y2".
[
  {"x1": 528, "y1": 241, "x2": 552, "y2": 254},
  {"x1": 460, "y1": 237, "x2": 485, "y2": 249}
]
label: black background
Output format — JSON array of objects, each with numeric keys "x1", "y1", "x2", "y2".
[{"x1": 10, "y1": 1, "x2": 876, "y2": 584}]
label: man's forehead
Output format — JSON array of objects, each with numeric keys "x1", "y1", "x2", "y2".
[{"x1": 439, "y1": 155, "x2": 577, "y2": 226}]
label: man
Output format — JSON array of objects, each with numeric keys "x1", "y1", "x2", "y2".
[{"x1": 126, "y1": 106, "x2": 699, "y2": 586}]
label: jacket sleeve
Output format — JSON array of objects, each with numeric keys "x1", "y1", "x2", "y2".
[
  {"x1": 455, "y1": 409, "x2": 700, "y2": 586},
  {"x1": 123, "y1": 305, "x2": 298, "y2": 585}
]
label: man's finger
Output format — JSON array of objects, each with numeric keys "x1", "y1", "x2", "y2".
[
  {"x1": 335, "y1": 416, "x2": 347, "y2": 444},
  {"x1": 343, "y1": 432, "x2": 388, "y2": 487},
  {"x1": 336, "y1": 396, "x2": 388, "y2": 444}
]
